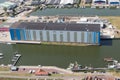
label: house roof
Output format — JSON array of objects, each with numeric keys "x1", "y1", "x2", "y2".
[
  {"x1": 35, "y1": 69, "x2": 48, "y2": 75},
  {"x1": 10, "y1": 22, "x2": 100, "y2": 32}
]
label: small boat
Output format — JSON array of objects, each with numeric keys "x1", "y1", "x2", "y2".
[
  {"x1": 12, "y1": 57, "x2": 17, "y2": 61},
  {"x1": 15, "y1": 54, "x2": 21, "y2": 57},
  {"x1": 67, "y1": 61, "x2": 83, "y2": 72},
  {"x1": 108, "y1": 64, "x2": 116, "y2": 69},
  {"x1": 104, "y1": 57, "x2": 113, "y2": 62},
  {"x1": 0, "y1": 56, "x2": 3, "y2": 59},
  {"x1": 0, "y1": 53, "x2": 3, "y2": 56},
  {"x1": 11, "y1": 52, "x2": 21, "y2": 61},
  {"x1": 14, "y1": 51, "x2": 21, "y2": 57},
  {"x1": 7, "y1": 43, "x2": 12, "y2": 45}
]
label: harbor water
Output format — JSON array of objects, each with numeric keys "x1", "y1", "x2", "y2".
[
  {"x1": 0, "y1": 1, "x2": 120, "y2": 68},
  {"x1": 30, "y1": 8, "x2": 120, "y2": 16},
  {"x1": 0, "y1": 0, "x2": 6, "y2": 3},
  {"x1": 0, "y1": 39, "x2": 120, "y2": 68}
]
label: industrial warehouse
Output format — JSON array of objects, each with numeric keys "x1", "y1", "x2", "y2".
[{"x1": 9, "y1": 22, "x2": 100, "y2": 45}]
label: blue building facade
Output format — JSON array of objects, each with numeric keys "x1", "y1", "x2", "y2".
[{"x1": 10, "y1": 22, "x2": 100, "y2": 45}]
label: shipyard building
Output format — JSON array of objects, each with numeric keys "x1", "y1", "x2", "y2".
[{"x1": 9, "y1": 22, "x2": 100, "y2": 45}]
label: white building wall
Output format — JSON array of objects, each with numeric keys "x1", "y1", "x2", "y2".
[{"x1": 60, "y1": 0, "x2": 74, "y2": 4}]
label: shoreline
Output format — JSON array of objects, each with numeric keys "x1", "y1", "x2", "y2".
[
  {"x1": 0, "y1": 3, "x2": 120, "y2": 45},
  {"x1": 100, "y1": 16, "x2": 120, "y2": 38},
  {"x1": 0, "y1": 65, "x2": 118, "y2": 80}
]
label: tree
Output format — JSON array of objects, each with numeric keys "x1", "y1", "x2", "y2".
[
  {"x1": 3, "y1": 7, "x2": 7, "y2": 12},
  {"x1": 3, "y1": 7, "x2": 9, "y2": 16}
]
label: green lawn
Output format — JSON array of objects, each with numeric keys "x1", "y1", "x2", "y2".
[
  {"x1": 0, "y1": 78, "x2": 27, "y2": 80},
  {"x1": 0, "y1": 67, "x2": 10, "y2": 71},
  {"x1": 101, "y1": 16, "x2": 120, "y2": 29}
]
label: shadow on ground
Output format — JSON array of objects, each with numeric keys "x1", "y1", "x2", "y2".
[
  {"x1": 101, "y1": 38, "x2": 120, "y2": 46},
  {"x1": 101, "y1": 39, "x2": 112, "y2": 46}
]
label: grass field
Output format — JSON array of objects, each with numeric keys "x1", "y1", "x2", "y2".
[
  {"x1": 0, "y1": 78, "x2": 27, "y2": 80},
  {"x1": 101, "y1": 16, "x2": 120, "y2": 38},
  {"x1": 0, "y1": 67, "x2": 10, "y2": 71},
  {"x1": 0, "y1": 78, "x2": 63, "y2": 80},
  {"x1": 101, "y1": 16, "x2": 120, "y2": 29}
]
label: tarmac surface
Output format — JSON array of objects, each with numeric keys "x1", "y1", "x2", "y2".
[{"x1": 0, "y1": 32, "x2": 11, "y2": 42}]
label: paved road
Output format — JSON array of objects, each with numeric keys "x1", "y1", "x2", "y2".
[
  {"x1": 0, "y1": 75, "x2": 83, "y2": 80},
  {"x1": 0, "y1": 73, "x2": 115, "y2": 80}
]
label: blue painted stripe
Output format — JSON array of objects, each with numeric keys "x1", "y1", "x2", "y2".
[
  {"x1": 16, "y1": 29, "x2": 21, "y2": 40},
  {"x1": 70, "y1": 31, "x2": 74, "y2": 42},
  {"x1": 23, "y1": 29, "x2": 26, "y2": 40},
  {"x1": 10, "y1": 29, "x2": 15, "y2": 40},
  {"x1": 63, "y1": 31, "x2": 67, "y2": 42},
  {"x1": 84, "y1": 32, "x2": 87, "y2": 43},
  {"x1": 49, "y1": 31, "x2": 54, "y2": 41},
  {"x1": 30, "y1": 30, "x2": 32, "y2": 40},
  {"x1": 92, "y1": 32, "x2": 94, "y2": 44},
  {"x1": 77, "y1": 32, "x2": 81, "y2": 42},
  {"x1": 84, "y1": 32, "x2": 86, "y2": 43},
  {"x1": 56, "y1": 31, "x2": 60, "y2": 42},
  {"x1": 30, "y1": 30, "x2": 34, "y2": 40},
  {"x1": 94, "y1": 32, "x2": 96, "y2": 44},
  {"x1": 43, "y1": 31, "x2": 47, "y2": 41},
  {"x1": 20, "y1": 29, "x2": 25, "y2": 40},
  {"x1": 98, "y1": 32, "x2": 100, "y2": 45}
]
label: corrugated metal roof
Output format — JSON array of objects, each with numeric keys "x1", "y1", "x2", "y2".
[{"x1": 10, "y1": 22, "x2": 100, "y2": 32}]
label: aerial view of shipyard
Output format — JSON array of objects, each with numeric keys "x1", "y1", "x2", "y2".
[{"x1": 0, "y1": 0, "x2": 120, "y2": 80}]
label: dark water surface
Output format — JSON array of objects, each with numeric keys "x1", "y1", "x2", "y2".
[
  {"x1": 0, "y1": 39, "x2": 120, "y2": 68},
  {"x1": 0, "y1": 0, "x2": 6, "y2": 3},
  {"x1": 30, "y1": 8, "x2": 120, "y2": 16},
  {"x1": 0, "y1": 2, "x2": 120, "y2": 68}
]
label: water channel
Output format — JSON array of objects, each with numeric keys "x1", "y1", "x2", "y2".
[
  {"x1": 0, "y1": 39, "x2": 120, "y2": 68},
  {"x1": 30, "y1": 8, "x2": 120, "y2": 16},
  {"x1": 0, "y1": 2, "x2": 120, "y2": 68}
]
